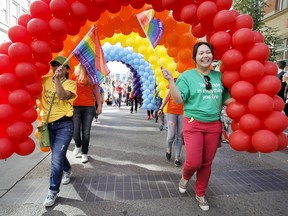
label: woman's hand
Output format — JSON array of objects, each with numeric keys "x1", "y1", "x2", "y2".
[
  {"x1": 54, "y1": 66, "x2": 65, "y2": 79},
  {"x1": 161, "y1": 68, "x2": 173, "y2": 81}
]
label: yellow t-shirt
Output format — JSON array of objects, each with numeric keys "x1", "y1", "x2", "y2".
[{"x1": 39, "y1": 76, "x2": 77, "y2": 123}]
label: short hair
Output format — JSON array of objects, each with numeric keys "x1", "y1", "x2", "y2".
[
  {"x1": 192, "y1": 42, "x2": 214, "y2": 62},
  {"x1": 277, "y1": 60, "x2": 286, "y2": 70}
]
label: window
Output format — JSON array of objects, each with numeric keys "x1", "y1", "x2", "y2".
[
  {"x1": 0, "y1": 0, "x2": 8, "y2": 24},
  {"x1": 277, "y1": 0, "x2": 288, "y2": 10},
  {"x1": 10, "y1": 1, "x2": 19, "y2": 26}
]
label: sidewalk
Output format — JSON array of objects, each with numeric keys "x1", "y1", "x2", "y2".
[{"x1": 0, "y1": 105, "x2": 287, "y2": 216}]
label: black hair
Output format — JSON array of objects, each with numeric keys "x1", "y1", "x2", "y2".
[
  {"x1": 277, "y1": 60, "x2": 286, "y2": 70},
  {"x1": 192, "y1": 42, "x2": 214, "y2": 62}
]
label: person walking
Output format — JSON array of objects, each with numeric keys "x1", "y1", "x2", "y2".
[
  {"x1": 38, "y1": 56, "x2": 77, "y2": 207},
  {"x1": 71, "y1": 64, "x2": 102, "y2": 163},
  {"x1": 147, "y1": 110, "x2": 154, "y2": 120},
  {"x1": 277, "y1": 60, "x2": 287, "y2": 101},
  {"x1": 161, "y1": 42, "x2": 234, "y2": 211},
  {"x1": 130, "y1": 89, "x2": 138, "y2": 114},
  {"x1": 158, "y1": 86, "x2": 184, "y2": 167}
]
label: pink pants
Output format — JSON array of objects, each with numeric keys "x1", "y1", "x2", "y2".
[{"x1": 182, "y1": 117, "x2": 222, "y2": 196}]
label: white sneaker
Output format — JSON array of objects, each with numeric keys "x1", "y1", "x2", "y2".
[
  {"x1": 81, "y1": 154, "x2": 88, "y2": 163},
  {"x1": 73, "y1": 147, "x2": 81, "y2": 157},
  {"x1": 43, "y1": 193, "x2": 57, "y2": 207},
  {"x1": 195, "y1": 195, "x2": 210, "y2": 211},
  {"x1": 62, "y1": 169, "x2": 72, "y2": 185}
]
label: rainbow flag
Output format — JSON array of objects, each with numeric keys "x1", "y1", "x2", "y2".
[
  {"x1": 74, "y1": 27, "x2": 109, "y2": 85},
  {"x1": 136, "y1": 9, "x2": 164, "y2": 48}
]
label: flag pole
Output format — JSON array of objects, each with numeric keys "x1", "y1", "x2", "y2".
[{"x1": 61, "y1": 25, "x2": 95, "y2": 66}]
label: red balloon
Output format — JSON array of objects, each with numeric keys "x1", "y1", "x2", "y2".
[
  {"x1": 0, "y1": 89, "x2": 9, "y2": 103},
  {"x1": 230, "y1": 14, "x2": 254, "y2": 32},
  {"x1": 272, "y1": 95, "x2": 285, "y2": 111},
  {"x1": 30, "y1": 40, "x2": 52, "y2": 62},
  {"x1": 215, "y1": 0, "x2": 232, "y2": 10},
  {"x1": 232, "y1": 28, "x2": 254, "y2": 51},
  {"x1": 71, "y1": 1, "x2": 88, "y2": 21},
  {"x1": 222, "y1": 70, "x2": 240, "y2": 89},
  {"x1": 180, "y1": 4, "x2": 198, "y2": 25},
  {"x1": 262, "y1": 111, "x2": 287, "y2": 134},
  {"x1": 0, "y1": 54, "x2": 13, "y2": 73},
  {"x1": 213, "y1": 10, "x2": 235, "y2": 31},
  {"x1": 239, "y1": 114, "x2": 261, "y2": 134},
  {"x1": 131, "y1": 0, "x2": 146, "y2": 9},
  {"x1": 172, "y1": 7, "x2": 183, "y2": 22},
  {"x1": 221, "y1": 49, "x2": 244, "y2": 70},
  {"x1": 245, "y1": 43, "x2": 270, "y2": 63},
  {"x1": 30, "y1": 0, "x2": 52, "y2": 21},
  {"x1": 255, "y1": 75, "x2": 281, "y2": 96},
  {"x1": 20, "y1": 107, "x2": 38, "y2": 124},
  {"x1": 253, "y1": 31, "x2": 264, "y2": 43},
  {"x1": 50, "y1": 0, "x2": 71, "y2": 19},
  {"x1": 191, "y1": 22, "x2": 210, "y2": 38},
  {"x1": 8, "y1": 89, "x2": 32, "y2": 109},
  {"x1": 17, "y1": 14, "x2": 32, "y2": 27},
  {"x1": 106, "y1": 0, "x2": 122, "y2": 13},
  {"x1": 162, "y1": 0, "x2": 178, "y2": 10},
  {"x1": 27, "y1": 18, "x2": 50, "y2": 39},
  {"x1": 263, "y1": 61, "x2": 278, "y2": 76},
  {"x1": 0, "y1": 104, "x2": 14, "y2": 124},
  {"x1": 0, "y1": 73, "x2": 20, "y2": 91},
  {"x1": 8, "y1": 25, "x2": 32, "y2": 43},
  {"x1": 14, "y1": 137, "x2": 35, "y2": 156},
  {"x1": 151, "y1": 0, "x2": 165, "y2": 12},
  {"x1": 35, "y1": 61, "x2": 50, "y2": 76},
  {"x1": 229, "y1": 130, "x2": 252, "y2": 151},
  {"x1": 276, "y1": 132, "x2": 288, "y2": 151},
  {"x1": 197, "y1": 1, "x2": 218, "y2": 24},
  {"x1": 8, "y1": 42, "x2": 33, "y2": 62},
  {"x1": 209, "y1": 31, "x2": 231, "y2": 53},
  {"x1": 248, "y1": 93, "x2": 274, "y2": 117},
  {"x1": 0, "y1": 137, "x2": 14, "y2": 159},
  {"x1": 47, "y1": 37, "x2": 64, "y2": 53},
  {"x1": 66, "y1": 16, "x2": 81, "y2": 36},
  {"x1": 15, "y1": 62, "x2": 38, "y2": 84},
  {"x1": 252, "y1": 130, "x2": 278, "y2": 153},
  {"x1": 86, "y1": 2, "x2": 101, "y2": 22},
  {"x1": 231, "y1": 121, "x2": 240, "y2": 131},
  {"x1": 6, "y1": 121, "x2": 30, "y2": 141},
  {"x1": 226, "y1": 101, "x2": 249, "y2": 121},
  {"x1": 239, "y1": 60, "x2": 264, "y2": 83},
  {"x1": 25, "y1": 79, "x2": 43, "y2": 97},
  {"x1": 49, "y1": 17, "x2": 67, "y2": 37},
  {"x1": 231, "y1": 81, "x2": 255, "y2": 103}
]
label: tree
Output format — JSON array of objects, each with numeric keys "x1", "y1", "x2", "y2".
[{"x1": 233, "y1": 0, "x2": 280, "y2": 61}]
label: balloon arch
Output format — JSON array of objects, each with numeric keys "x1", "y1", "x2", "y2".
[{"x1": 0, "y1": 0, "x2": 287, "y2": 159}]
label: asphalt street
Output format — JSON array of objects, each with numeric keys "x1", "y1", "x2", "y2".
[{"x1": 0, "y1": 104, "x2": 287, "y2": 216}]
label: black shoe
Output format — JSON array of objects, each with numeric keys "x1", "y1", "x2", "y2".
[
  {"x1": 175, "y1": 160, "x2": 182, "y2": 167},
  {"x1": 166, "y1": 152, "x2": 171, "y2": 160}
]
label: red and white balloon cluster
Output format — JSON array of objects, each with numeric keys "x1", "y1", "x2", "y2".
[{"x1": 162, "y1": 0, "x2": 287, "y2": 153}]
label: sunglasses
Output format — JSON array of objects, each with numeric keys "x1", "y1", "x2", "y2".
[
  {"x1": 51, "y1": 62, "x2": 62, "y2": 67},
  {"x1": 203, "y1": 75, "x2": 212, "y2": 90}
]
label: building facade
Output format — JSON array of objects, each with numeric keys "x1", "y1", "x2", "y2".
[
  {"x1": 264, "y1": 0, "x2": 288, "y2": 62},
  {"x1": 0, "y1": 0, "x2": 31, "y2": 43}
]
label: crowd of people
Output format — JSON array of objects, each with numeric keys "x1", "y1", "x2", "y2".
[{"x1": 37, "y1": 41, "x2": 287, "y2": 211}]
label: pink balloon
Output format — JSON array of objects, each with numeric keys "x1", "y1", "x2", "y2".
[
  {"x1": 229, "y1": 130, "x2": 252, "y2": 151},
  {"x1": 221, "y1": 49, "x2": 244, "y2": 70},
  {"x1": 262, "y1": 111, "x2": 287, "y2": 134},
  {"x1": 239, "y1": 114, "x2": 261, "y2": 134},
  {"x1": 252, "y1": 130, "x2": 278, "y2": 153},
  {"x1": 226, "y1": 101, "x2": 249, "y2": 121},
  {"x1": 239, "y1": 60, "x2": 264, "y2": 83},
  {"x1": 255, "y1": 75, "x2": 281, "y2": 96},
  {"x1": 248, "y1": 93, "x2": 274, "y2": 117},
  {"x1": 231, "y1": 81, "x2": 255, "y2": 103}
]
